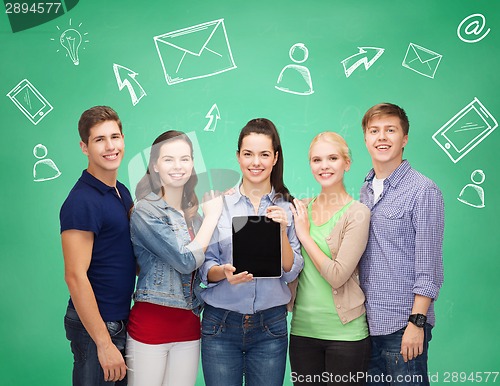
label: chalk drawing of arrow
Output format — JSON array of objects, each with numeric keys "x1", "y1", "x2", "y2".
[
  {"x1": 204, "y1": 104, "x2": 220, "y2": 132},
  {"x1": 341, "y1": 47, "x2": 384, "y2": 78},
  {"x1": 113, "y1": 63, "x2": 147, "y2": 106}
]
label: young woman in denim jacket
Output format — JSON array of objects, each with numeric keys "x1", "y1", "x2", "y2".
[
  {"x1": 288, "y1": 132, "x2": 371, "y2": 386},
  {"x1": 126, "y1": 130, "x2": 223, "y2": 386},
  {"x1": 199, "y1": 118, "x2": 304, "y2": 386}
]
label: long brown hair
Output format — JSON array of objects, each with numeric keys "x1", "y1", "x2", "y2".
[
  {"x1": 135, "y1": 131, "x2": 199, "y2": 223},
  {"x1": 237, "y1": 118, "x2": 293, "y2": 202}
]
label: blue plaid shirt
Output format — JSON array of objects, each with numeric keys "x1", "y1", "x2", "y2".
[{"x1": 359, "y1": 160, "x2": 444, "y2": 336}]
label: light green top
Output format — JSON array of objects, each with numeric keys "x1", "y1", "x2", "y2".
[{"x1": 290, "y1": 199, "x2": 368, "y2": 341}]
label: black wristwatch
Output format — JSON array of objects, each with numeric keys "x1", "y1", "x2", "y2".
[{"x1": 408, "y1": 313, "x2": 427, "y2": 328}]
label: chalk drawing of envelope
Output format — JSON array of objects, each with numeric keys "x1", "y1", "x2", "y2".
[
  {"x1": 402, "y1": 43, "x2": 442, "y2": 79},
  {"x1": 154, "y1": 19, "x2": 237, "y2": 85}
]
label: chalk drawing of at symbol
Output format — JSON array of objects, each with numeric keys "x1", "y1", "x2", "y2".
[
  {"x1": 275, "y1": 43, "x2": 314, "y2": 96},
  {"x1": 457, "y1": 13, "x2": 491, "y2": 43}
]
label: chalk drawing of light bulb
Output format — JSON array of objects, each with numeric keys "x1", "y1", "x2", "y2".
[
  {"x1": 457, "y1": 169, "x2": 485, "y2": 208},
  {"x1": 60, "y1": 28, "x2": 82, "y2": 65},
  {"x1": 50, "y1": 19, "x2": 90, "y2": 65},
  {"x1": 33, "y1": 144, "x2": 61, "y2": 182}
]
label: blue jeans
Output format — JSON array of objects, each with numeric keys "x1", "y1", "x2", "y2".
[
  {"x1": 201, "y1": 304, "x2": 288, "y2": 386},
  {"x1": 366, "y1": 324, "x2": 432, "y2": 386},
  {"x1": 64, "y1": 306, "x2": 128, "y2": 386}
]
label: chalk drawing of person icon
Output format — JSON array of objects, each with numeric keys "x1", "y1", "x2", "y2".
[
  {"x1": 457, "y1": 169, "x2": 485, "y2": 208},
  {"x1": 275, "y1": 43, "x2": 314, "y2": 95},
  {"x1": 33, "y1": 144, "x2": 61, "y2": 182}
]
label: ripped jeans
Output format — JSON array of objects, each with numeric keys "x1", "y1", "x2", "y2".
[{"x1": 366, "y1": 324, "x2": 432, "y2": 386}]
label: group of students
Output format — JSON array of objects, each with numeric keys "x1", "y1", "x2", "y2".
[{"x1": 60, "y1": 103, "x2": 444, "y2": 386}]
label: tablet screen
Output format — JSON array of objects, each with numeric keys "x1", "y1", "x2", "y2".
[{"x1": 232, "y1": 215, "x2": 282, "y2": 278}]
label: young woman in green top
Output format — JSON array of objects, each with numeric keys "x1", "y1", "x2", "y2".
[{"x1": 289, "y1": 132, "x2": 371, "y2": 386}]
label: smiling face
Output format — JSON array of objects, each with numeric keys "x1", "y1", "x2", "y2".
[
  {"x1": 309, "y1": 140, "x2": 350, "y2": 190},
  {"x1": 80, "y1": 120, "x2": 124, "y2": 180},
  {"x1": 364, "y1": 115, "x2": 408, "y2": 175},
  {"x1": 237, "y1": 133, "x2": 278, "y2": 188},
  {"x1": 153, "y1": 139, "x2": 193, "y2": 190}
]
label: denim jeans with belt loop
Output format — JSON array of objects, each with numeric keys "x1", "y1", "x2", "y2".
[
  {"x1": 64, "y1": 306, "x2": 128, "y2": 386},
  {"x1": 366, "y1": 324, "x2": 433, "y2": 386},
  {"x1": 201, "y1": 304, "x2": 288, "y2": 386}
]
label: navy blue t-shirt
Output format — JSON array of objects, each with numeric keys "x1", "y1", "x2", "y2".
[{"x1": 60, "y1": 170, "x2": 136, "y2": 322}]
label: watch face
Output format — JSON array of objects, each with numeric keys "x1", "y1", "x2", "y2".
[
  {"x1": 409, "y1": 314, "x2": 426, "y2": 327},
  {"x1": 416, "y1": 315, "x2": 426, "y2": 327}
]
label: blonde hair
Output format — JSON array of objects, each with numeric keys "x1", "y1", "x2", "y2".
[{"x1": 309, "y1": 132, "x2": 351, "y2": 164}]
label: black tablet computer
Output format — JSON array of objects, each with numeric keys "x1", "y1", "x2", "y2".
[{"x1": 232, "y1": 215, "x2": 282, "y2": 278}]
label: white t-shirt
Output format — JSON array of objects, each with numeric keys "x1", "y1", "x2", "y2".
[{"x1": 372, "y1": 176, "x2": 385, "y2": 204}]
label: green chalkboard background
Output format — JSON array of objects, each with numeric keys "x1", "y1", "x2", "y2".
[{"x1": 1, "y1": 0, "x2": 499, "y2": 385}]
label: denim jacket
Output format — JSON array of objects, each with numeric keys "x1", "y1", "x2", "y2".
[{"x1": 130, "y1": 192, "x2": 205, "y2": 314}]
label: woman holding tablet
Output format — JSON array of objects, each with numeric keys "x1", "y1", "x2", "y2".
[
  {"x1": 199, "y1": 118, "x2": 304, "y2": 386},
  {"x1": 288, "y1": 132, "x2": 371, "y2": 386},
  {"x1": 126, "y1": 131, "x2": 222, "y2": 386}
]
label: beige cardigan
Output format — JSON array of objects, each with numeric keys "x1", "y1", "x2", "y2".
[{"x1": 287, "y1": 199, "x2": 370, "y2": 325}]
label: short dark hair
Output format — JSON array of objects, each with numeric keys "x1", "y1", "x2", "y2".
[
  {"x1": 362, "y1": 103, "x2": 409, "y2": 135},
  {"x1": 78, "y1": 106, "x2": 122, "y2": 144}
]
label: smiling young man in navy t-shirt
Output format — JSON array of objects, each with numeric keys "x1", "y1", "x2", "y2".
[{"x1": 60, "y1": 106, "x2": 136, "y2": 385}]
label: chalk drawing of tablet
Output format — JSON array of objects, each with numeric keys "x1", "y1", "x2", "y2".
[
  {"x1": 432, "y1": 97, "x2": 497, "y2": 163},
  {"x1": 7, "y1": 79, "x2": 53, "y2": 125}
]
